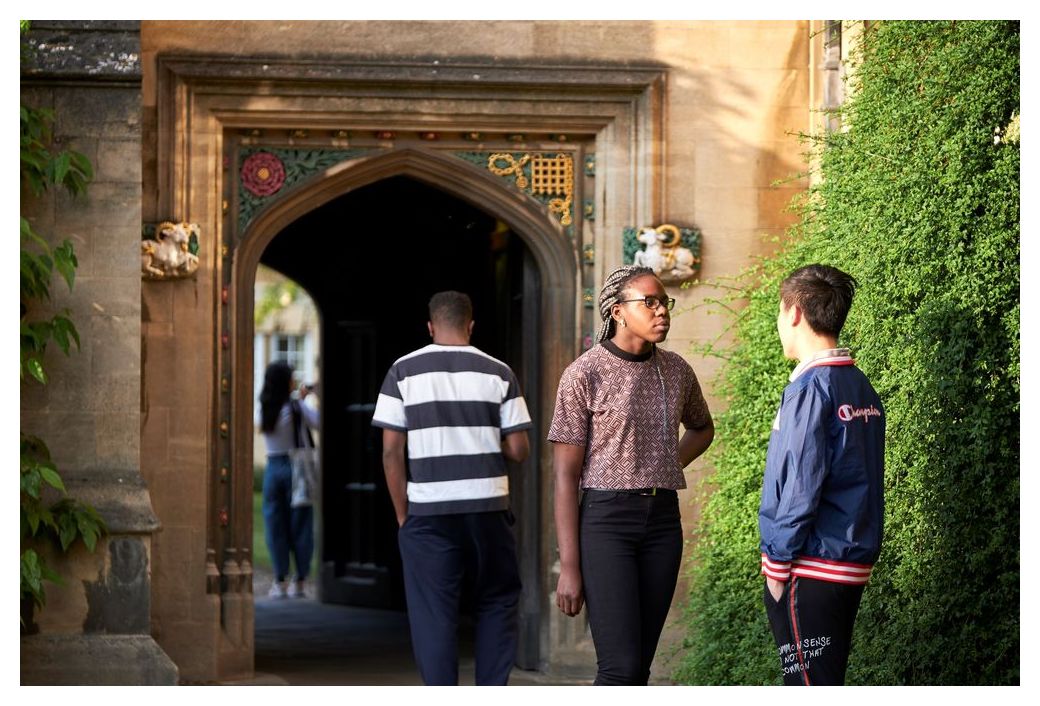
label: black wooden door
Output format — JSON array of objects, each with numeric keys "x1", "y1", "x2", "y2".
[
  {"x1": 319, "y1": 321, "x2": 403, "y2": 608},
  {"x1": 510, "y1": 245, "x2": 542, "y2": 670}
]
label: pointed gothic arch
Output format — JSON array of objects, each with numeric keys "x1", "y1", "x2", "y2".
[{"x1": 229, "y1": 146, "x2": 577, "y2": 670}]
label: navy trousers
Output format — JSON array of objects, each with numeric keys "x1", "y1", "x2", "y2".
[
  {"x1": 262, "y1": 454, "x2": 314, "y2": 582},
  {"x1": 579, "y1": 489, "x2": 683, "y2": 685},
  {"x1": 397, "y1": 510, "x2": 522, "y2": 685}
]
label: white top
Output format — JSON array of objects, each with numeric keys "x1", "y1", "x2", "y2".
[{"x1": 256, "y1": 397, "x2": 319, "y2": 456}]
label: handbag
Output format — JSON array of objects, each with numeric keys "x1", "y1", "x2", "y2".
[{"x1": 288, "y1": 400, "x2": 319, "y2": 508}]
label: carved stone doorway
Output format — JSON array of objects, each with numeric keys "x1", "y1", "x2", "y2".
[
  {"x1": 150, "y1": 56, "x2": 662, "y2": 680},
  {"x1": 237, "y1": 151, "x2": 564, "y2": 674}
]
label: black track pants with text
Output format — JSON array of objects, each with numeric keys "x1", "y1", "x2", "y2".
[{"x1": 764, "y1": 576, "x2": 865, "y2": 685}]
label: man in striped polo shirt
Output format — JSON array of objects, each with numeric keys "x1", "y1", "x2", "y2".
[{"x1": 371, "y1": 291, "x2": 532, "y2": 686}]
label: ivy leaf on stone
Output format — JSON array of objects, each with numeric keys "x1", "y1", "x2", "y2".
[
  {"x1": 49, "y1": 151, "x2": 71, "y2": 187},
  {"x1": 21, "y1": 468, "x2": 42, "y2": 501},
  {"x1": 20, "y1": 550, "x2": 43, "y2": 596},
  {"x1": 53, "y1": 241, "x2": 77, "y2": 291},
  {"x1": 39, "y1": 462, "x2": 65, "y2": 493},
  {"x1": 57, "y1": 512, "x2": 78, "y2": 552},
  {"x1": 51, "y1": 315, "x2": 80, "y2": 356},
  {"x1": 26, "y1": 357, "x2": 47, "y2": 384},
  {"x1": 76, "y1": 512, "x2": 100, "y2": 553}
]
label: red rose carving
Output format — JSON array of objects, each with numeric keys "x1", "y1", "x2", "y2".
[{"x1": 241, "y1": 151, "x2": 286, "y2": 197}]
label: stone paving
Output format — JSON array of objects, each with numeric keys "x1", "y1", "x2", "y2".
[
  {"x1": 250, "y1": 594, "x2": 588, "y2": 686},
  {"x1": 247, "y1": 568, "x2": 680, "y2": 686}
]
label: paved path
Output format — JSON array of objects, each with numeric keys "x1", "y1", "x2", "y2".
[
  {"x1": 247, "y1": 569, "x2": 683, "y2": 686},
  {"x1": 250, "y1": 595, "x2": 590, "y2": 686}
]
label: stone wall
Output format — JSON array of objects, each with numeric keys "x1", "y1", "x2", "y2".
[{"x1": 20, "y1": 20, "x2": 177, "y2": 685}]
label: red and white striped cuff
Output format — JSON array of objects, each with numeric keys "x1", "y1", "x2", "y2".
[
  {"x1": 761, "y1": 554, "x2": 874, "y2": 585},
  {"x1": 791, "y1": 556, "x2": 873, "y2": 585},
  {"x1": 760, "y1": 554, "x2": 791, "y2": 581}
]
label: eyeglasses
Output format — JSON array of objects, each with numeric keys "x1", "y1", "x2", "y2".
[{"x1": 618, "y1": 295, "x2": 675, "y2": 311}]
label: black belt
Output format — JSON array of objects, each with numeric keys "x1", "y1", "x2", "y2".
[{"x1": 584, "y1": 487, "x2": 676, "y2": 497}]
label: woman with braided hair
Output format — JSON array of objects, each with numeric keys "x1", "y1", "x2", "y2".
[{"x1": 548, "y1": 265, "x2": 715, "y2": 685}]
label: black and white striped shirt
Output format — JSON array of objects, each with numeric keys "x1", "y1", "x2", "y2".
[{"x1": 371, "y1": 344, "x2": 532, "y2": 516}]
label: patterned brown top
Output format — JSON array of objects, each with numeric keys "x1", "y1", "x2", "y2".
[{"x1": 547, "y1": 341, "x2": 712, "y2": 490}]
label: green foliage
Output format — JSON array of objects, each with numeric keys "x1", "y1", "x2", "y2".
[
  {"x1": 254, "y1": 278, "x2": 302, "y2": 327},
  {"x1": 674, "y1": 21, "x2": 1019, "y2": 685},
  {"x1": 20, "y1": 103, "x2": 91, "y2": 382},
  {"x1": 20, "y1": 101, "x2": 106, "y2": 621}
]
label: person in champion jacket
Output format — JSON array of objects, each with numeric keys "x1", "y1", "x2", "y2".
[{"x1": 759, "y1": 264, "x2": 885, "y2": 686}]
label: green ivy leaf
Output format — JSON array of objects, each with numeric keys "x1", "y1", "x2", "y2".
[
  {"x1": 50, "y1": 151, "x2": 71, "y2": 186},
  {"x1": 50, "y1": 315, "x2": 80, "y2": 356},
  {"x1": 21, "y1": 468, "x2": 42, "y2": 500},
  {"x1": 21, "y1": 550, "x2": 43, "y2": 594},
  {"x1": 53, "y1": 242, "x2": 77, "y2": 290},
  {"x1": 24, "y1": 506, "x2": 41, "y2": 535},
  {"x1": 41, "y1": 562, "x2": 64, "y2": 585},
  {"x1": 70, "y1": 151, "x2": 93, "y2": 178},
  {"x1": 26, "y1": 357, "x2": 47, "y2": 384},
  {"x1": 77, "y1": 513, "x2": 99, "y2": 552},
  {"x1": 39, "y1": 463, "x2": 65, "y2": 493},
  {"x1": 57, "y1": 513, "x2": 77, "y2": 552}
]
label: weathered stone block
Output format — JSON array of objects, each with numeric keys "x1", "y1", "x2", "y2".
[
  {"x1": 54, "y1": 182, "x2": 140, "y2": 233},
  {"x1": 22, "y1": 411, "x2": 97, "y2": 472},
  {"x1": 21, "y1": 634, "x2": 178, "y2": 685},
  {"x1": 53, "y1": 87, "x2": 142, "y2": 140},
  {"x1": 142, "y1": 333, "x2": 203, "y2": 408},
  {"x1": 68, "y1": 275, "x2": 141, "y2": 321},
  {"x1": 83, "y1": 537, "x2": 152, "y2": 634},
  {"x1": 96, "y1": 138, "x2": 143, "y2": 183},
  {"x1": 95, "y1": 412, "x2": 140, "y2": 470},
  {"x1": 27, "y1": 540, "x2": 103, "y2": 634},
  {"x1": 139, "y1": 406, "x2": 170, "y2": 475},
  {"x1": 19, "y1": 339, "x2": 94, "y2": 413},
  {"x1": 141, "y1": 279, "x2": 174, "y2": 323},
  {"x1": 89, "y1": 314, "x2": 140, "y2": 378}
]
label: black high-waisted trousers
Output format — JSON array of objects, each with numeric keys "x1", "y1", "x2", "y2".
[{"x1": 579, "y1": 489, "x2": 683, "y2": 686}]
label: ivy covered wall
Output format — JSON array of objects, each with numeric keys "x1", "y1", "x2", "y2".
[{"x1": 674, "y1": 20, "x2": 1019, "y2": 685}]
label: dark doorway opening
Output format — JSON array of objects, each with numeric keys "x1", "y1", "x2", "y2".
[{"x1": 256, "y1": 175, "x2": 542, "y2": 670}]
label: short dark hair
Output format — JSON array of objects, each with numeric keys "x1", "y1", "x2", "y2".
[
  {"x1": 780, "y1": 264, "x2": 858, "y2": 337},
  {"x1": 428, "y1": 290, "x2": 473, "y2": 330}
]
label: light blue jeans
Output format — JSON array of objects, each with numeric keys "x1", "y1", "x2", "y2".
[{"x1": 262, "y1": 454, "x2": 314, "y2": 582}]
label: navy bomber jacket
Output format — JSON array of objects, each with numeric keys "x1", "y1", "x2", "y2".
[{"x1": 759, "y1": 349, "x2": 885, "y2": 585}]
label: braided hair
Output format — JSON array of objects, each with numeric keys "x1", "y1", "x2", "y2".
[{"x1": 596, "y1": 265, "x2": 656, "y2": 343}]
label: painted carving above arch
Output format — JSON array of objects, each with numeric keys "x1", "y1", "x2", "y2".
[
  {"x1": 141, "y1": 221, "x2": 200, "y2": 280},
  {"x1": 234, "y1": 144, "x2": 581, "y2": 239},
  {"x1": 456, "y1": 151, "x2": 576, "y2": 235},
  {"x1": 237, "y1": 147, "x2": 372, "y2": 232},
  {"x1": 623, "y1": 224, "x2": 702, "y2": 285}
]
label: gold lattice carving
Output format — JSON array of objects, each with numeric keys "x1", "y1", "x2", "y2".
[
  {"x1": 532, "y1": 154, "x2": 574, "y2": 226},
  {"x1": 487, "y1": 152, "x2": 574, "y2": 226}
]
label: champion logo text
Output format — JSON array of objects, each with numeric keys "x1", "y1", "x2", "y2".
[{"x1": 837, "y1": 404, "x2": 881, "y2": 423}]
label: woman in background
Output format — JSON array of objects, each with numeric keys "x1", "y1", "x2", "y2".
[{"x1": 257, "y1": 361, "x2": 319, "y2": 598}]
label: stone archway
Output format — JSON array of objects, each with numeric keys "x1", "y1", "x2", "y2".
[
  {"x1": 147, "y1": 55, "x2": 663, "y2": 681},
  {"x1": 232, "y1": 147, "x2": 574, "y2": 672}
]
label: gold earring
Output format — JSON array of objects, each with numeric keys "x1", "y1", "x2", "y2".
[{"x1": 621, "y1": 319, "x2": 628, "y2": 328}]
